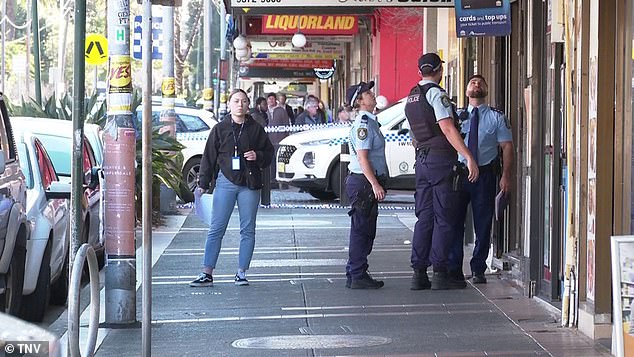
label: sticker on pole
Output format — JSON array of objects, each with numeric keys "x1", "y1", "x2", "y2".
[
  {"x1": 85, "y1": 34, "x2": 108, "y2": 65},
  {"x1": 108, "y1": 55, "x2": 132, "y2": 94}
]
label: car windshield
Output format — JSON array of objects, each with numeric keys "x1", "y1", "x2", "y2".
[
  {"x1": 377, "y1": 99, "x2": 406, "y2": 127},
  {"x1": 16, "y1": 142, "x2": 34, "y2": 189},
  {"x1": 178, "y1": 114, "x2": 209, "y2": 132},
  {"x1": 36, "y1": 135, "x2": 71, "y2": 176}
]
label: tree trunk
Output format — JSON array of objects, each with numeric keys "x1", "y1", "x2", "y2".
[{"x1": 174, "y1": 5, "x2": 202, "y2": 97}]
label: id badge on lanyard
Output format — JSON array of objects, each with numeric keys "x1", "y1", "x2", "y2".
[
  {"x1": 232, "y1": 122, "x2": 244, "y2": 171},
  {"x1": 232, "y1": 146, "x2": 241, "y2": 170}
]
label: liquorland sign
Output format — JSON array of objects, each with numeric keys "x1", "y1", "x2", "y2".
[
  {"x1": 231, "y1": 0, "x2": 454, "y2": 7},
  {"x1": 263, "y1": 15, "x2": 358, "y2": 35}
]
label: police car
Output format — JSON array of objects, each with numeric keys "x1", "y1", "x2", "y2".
[
  {"x1": 276, "y1": 98, "x2": 415, "y2": 200},
  {"x1": 136, "y1": 106, "x2": 217, "y2": 202}
]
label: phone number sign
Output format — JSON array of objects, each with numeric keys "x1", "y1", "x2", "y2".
[{"x1": 231, "y1": 0, "x2": 454, "y2": 7}]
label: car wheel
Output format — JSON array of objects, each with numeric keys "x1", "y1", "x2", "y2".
[
  {"x1": 307, "y1": 189, "x2": 337, "y2": 201},
  {"x1": 20, "y1": 242, "x2": 51, "y2": 322},
  {"x1": 180, "y1": 157, "x2": 201, "y2": 203},
  {"x1": 50, "y1": 250, "x2": 69, "y2": 306},
  {"x1": 0, "y1": 242, "x2": 26, "y2": 316},
  {"x1": 330, "y1": 162, "x2": 342, "y2": 199}
]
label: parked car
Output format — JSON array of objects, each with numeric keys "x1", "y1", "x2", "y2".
[
  {"x1": 135, "y1": 106, "x2": 217, "y2": 202},
  {"x1": 0, "y1": 94, "x2": 30, "y2": 317},
  {"x1": 276, "y1": 98, "x2": 415, "y2": 200},
  {"x1": 13, "y1": 131, "x2": 70, "y2": 321},
  {"x1": 11, "y1": 118, "x2": 103, "y2": 265},
  {"x1": 0, "y1": 312, "x2": 61, "y2": 357}
]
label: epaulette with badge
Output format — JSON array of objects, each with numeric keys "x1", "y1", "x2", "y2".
[
  {"x1": 491, "y1": 107, "x2": 512, "y2": 129},
  {"x1": 357, "y1": 114, "x2": 369, "y2": 140}
]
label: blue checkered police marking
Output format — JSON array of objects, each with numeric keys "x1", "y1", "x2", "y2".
[
  {"x1": 328, "y1": 134, "x2": 411, "y2": 146},
  {"x1": 178, "y1": 202, "x2": 414, "y2": 211},
  {"x1": 177, "y1": 133, "x2": 209, "y2": 141},
  {"x1": 264, "y1": 122, "x2": 351, "y2": 133}
]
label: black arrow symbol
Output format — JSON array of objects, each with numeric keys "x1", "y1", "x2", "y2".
[
  {"x1": 96, "y1": 42, "x2": 106, "y2": 58},
  {"x1": 85, "y1": 41, "x2": 94, "y2": 58}
]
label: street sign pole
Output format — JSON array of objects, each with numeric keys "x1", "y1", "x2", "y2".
[
  {"x1": 70, "y1": 1, "x2": 86, "y2": 355},
  {"x1": 141, "y1": 0, "x2": 153, "y2": 355},
  {"x1": 203, "y1": 0, "x2": 213, "y2": 112},
  {"x1": 104, "y1": 0, "x2": 137, "y2": 327}
]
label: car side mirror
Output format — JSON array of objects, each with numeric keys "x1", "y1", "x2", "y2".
[
  {"x1": 397, "y1": 128, "x2": 410, "y2": 135},
  {"x1": 0, "y1": 150, "x2": 5, "y2": 175},
  {"x1": 86, "y1": 167, "x2": 101, "y2": 191},
  {"x1": 45, "y1": 181, "x2": 71, "y2": 200}
]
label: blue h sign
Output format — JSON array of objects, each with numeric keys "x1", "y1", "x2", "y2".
[{"x1": 133, "y1": 16, "x2": 163, "y2": 60}]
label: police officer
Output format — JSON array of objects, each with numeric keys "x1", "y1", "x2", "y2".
[
  {"x1": 405, "y1": 53, "x2": 479, "y2": 290},
  {"x1": 345, "y1": 81, "x2": 388, "y2": 289},
  {"x1": 449, "y1": 74, "x2": 513, "y2": 284}
]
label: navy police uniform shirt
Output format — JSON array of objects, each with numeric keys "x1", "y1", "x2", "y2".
[
  {"x1": 458, "y1": 104, "x2": 513, "y2": 166},
  {"x1": 348, "y1": 110, "x2": 388, "y2": 176}
]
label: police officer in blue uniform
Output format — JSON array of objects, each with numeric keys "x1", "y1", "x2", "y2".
[
  {"x1": 345, "y1": 81, "x2": 388, "y2": 289},
  {"x1": 449, "y1": 74, "x2": 513, "y2": 284},
  {"x1": 404, "y1": 53, "x2": 479, "y2": 290}
]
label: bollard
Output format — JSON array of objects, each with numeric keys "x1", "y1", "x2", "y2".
[
  {"x1": 339, "y1": 143, "x2": 350, "y2": 206},
  {"x1": 261, "y1": 169, "x2": 271, "y2": 206}
]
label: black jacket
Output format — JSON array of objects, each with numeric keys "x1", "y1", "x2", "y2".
[{"x1": 198, "y1": 114, "x2": 274, "y2": 190}]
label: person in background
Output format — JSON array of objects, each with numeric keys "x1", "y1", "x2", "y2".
[
  {"x1": 306, "y1": 95, "x2": 327, "y2": 124},
  {"x1": 250, "y1": 96, "x2": 268, "y2": 127},
  {"x1": 318, "y1": 100, "x2": 333, "y2": 123},
  {"x1": 337, "y1": 105, "x2": 353, "y2": 123},
  {"x1": 279, "y1": 94, "x2": 295, "y2": 125},
  {"x1": 190, "y1": 89, "x2": 274, "y2": 287},
  {"x1": 295, "y1": 97, "x2": 322, "y2": 126},
  {"x1": 266, "y1": 92, "x2": 291, "y2": 185},
  {"x1": 448, "y1": 74, "x2": 513, "y2": 285}
]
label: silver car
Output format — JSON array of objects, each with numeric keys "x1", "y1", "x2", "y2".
[{"x1": 14, "y1": 131, "x2": 70, "y2": 321}]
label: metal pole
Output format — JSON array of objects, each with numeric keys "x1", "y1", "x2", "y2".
[
  {"x1": 203, "y1": 0, "x2": 213, "y2": 111},
  {"x1": 104, "y1": 0, "x2": 137, "y2": 326},
  {"x1": 25, "y1": 0, "x2": 31, "y2": 96},
  {"x1": 339, "y1": 143, "x2": 350, "y2": 206},
  {"x1": 159, "y1": 5, "x2": 177, "y2": 214},
  {"x1": 69, "y1": 0, "x2": 86, "y2": 349},
  {"x1": 31, "y1": 0, "x2": 42, "y2": 104},
  {"x1": 1, "y1": 0, "x2": 6, "y2": 92},
  {"x1": 141, "y1": 0, "x2": 153, "y2": 354}
]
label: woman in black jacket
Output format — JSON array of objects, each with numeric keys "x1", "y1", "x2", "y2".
[{"x1": 190, "y1": 89, "x2": 274, "y2": 287}]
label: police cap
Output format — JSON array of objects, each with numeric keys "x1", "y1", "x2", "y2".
[
  {"x1": 346, "y1": 81, "x2": 375, "y2": 105},
  {"x1": 418, "y1": 53, "x2": 444, "y2": 74}
]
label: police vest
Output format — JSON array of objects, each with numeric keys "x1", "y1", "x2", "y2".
[{"x1": 404, "y1": 83, "x2": 459, "y2": 152}]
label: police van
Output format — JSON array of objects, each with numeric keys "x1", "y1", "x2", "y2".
[{"x1": 276, "y1": 98, "x2": 415, "y2": 200}]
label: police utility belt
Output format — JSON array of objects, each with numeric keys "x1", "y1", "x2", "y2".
[{"x1": 349, "y1": 172, "x2": 388, "y2": 186}]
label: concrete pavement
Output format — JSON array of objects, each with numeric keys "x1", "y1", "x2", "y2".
[{"x1": 84, "y1": 190, "x2": 610, "y2": 356}]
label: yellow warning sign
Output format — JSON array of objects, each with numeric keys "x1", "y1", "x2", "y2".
[{"x1": 85, "y1": 34, "x2": 108, "y2": 66}]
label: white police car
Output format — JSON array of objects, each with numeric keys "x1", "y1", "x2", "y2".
[
  {"x1": 276, "y1": 98, "x2": 415, "y2": 200},
  {"x1": 136, "y1": 106, "x2": 217, "y2": 202}
]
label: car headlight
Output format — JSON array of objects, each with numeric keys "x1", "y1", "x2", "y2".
[
  {"x1": 301, "y1": 138, "x2": 331, "y2": 146},
  {"x1": 303, "y1": 152, "x2": 315, "y2": 168}
]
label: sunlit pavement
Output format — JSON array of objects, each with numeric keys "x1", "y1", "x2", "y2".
[{"x1": 46, "y1": 189, "x2": 610, "y2": 356}]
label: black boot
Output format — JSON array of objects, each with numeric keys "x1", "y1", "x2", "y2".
[
  {"x1": 410, "y1": 269, "x2": 431, "y2": 290},
  {"x1": 431, "y1": 271, "x2": 450, "y2": 290}
]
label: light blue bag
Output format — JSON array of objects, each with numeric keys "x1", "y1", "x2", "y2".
[{"x1": 194, "y1": 188, "x2": 213, "y2": 225}]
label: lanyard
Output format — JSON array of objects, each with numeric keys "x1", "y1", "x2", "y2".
[{"x1": 232, "y1": 121, "x2": 244, "y2": 156}]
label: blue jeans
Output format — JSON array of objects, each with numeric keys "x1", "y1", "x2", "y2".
[{"x1": 202, "y1": 173, "x2": 261, "y2": 271}]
